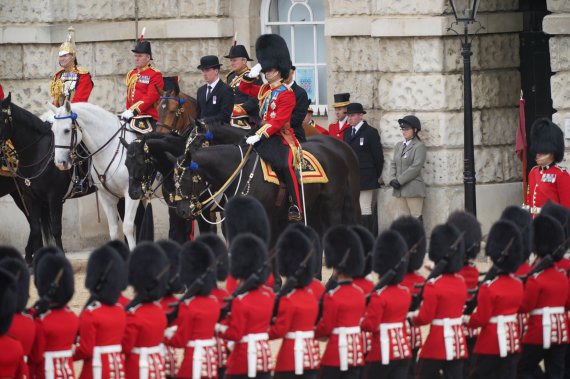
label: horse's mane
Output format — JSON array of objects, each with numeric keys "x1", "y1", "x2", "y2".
[{"x1": 9, "y1": 102, "x2": 52, "y2": 136}]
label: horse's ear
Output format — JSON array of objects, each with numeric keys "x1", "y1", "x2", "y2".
[
  {"x1": 156, "y1": 85, "x2": 164, "y2": 97},
  {"x1": 47, "y1": 102, "x2": 58, "y2": 113},
  {"x1": 119, "y1": 137, "x2": 129, "y2": 149},
  {"x1": 64, "y1": 100, "x2": 71, "y2": 113},
  {"x1": 174, "y1": 82, "x2": 180, "y2": 97},
  {"x1": 165, "y1": 151, "x2": 179, "y2": 165}
]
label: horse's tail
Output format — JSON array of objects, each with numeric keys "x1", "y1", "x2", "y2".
[
  {"x1": 137, "y1": 202, "x2": 154, "y2": 242},
  {"x1": 341, "y1": 181, "x2": 357, "y2": 225},
  {"x1": 40, "y1": 204, "x2": 54, "y2": 246}
]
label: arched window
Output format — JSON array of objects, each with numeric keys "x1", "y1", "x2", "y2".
[{"x1": 261, "y1": 0, "x2": 327, "y2": 116}]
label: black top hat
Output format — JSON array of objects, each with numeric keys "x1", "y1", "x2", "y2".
[
  {"x1": 345, "y1": 103, "x2": 366, "y2": 115},
  {"x1": 132, "y1": 41, "x2": 153, "y2": 59},
  {"x1": 224, "y1": 45, "x2": 253, "y2": 61},
  {"x1": 333, "y1": 93, "x2": 350, "y2": 108},
  {"x1": 398, "y1": 115, "x2": 421, "y2": 131},
  {"x1": 197, "y1": 55, "x2": 222, "y2": 70}
]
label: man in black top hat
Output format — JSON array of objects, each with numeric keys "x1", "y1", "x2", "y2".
[
  {"x1": 329, "y1": 93, "x2": 351, "y2": 139},
  {"x1": 285, "y1": 65, "x2": 310, "y2": 142},
  {"x1": 224, "y1": 43, "x2": 262, "y2": 129},
  {"x1": 196, "y1": 55, "x2": 233, "y2": 125}
]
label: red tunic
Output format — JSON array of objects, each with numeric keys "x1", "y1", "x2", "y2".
[
  {"x1": 74, "y1": 302, "x2": 127, "y2": 379},
  {"x1": 411, "y1": 274, "x2": 468, "y2": 360},
  {"x1": 0, "y1": 334, "x2": 28, "y2": 379},
  {"x1": 159, "y1": 295, "x2": 179, "y2": 377},
  {"x1": 315, "y1": 281, "x2": 366, "y2": 368},
  {"x1": 269, "y1": 287, "x2": 320, "y2": 373},
  {"x1": 126, "y1": 65, "x2": 164, "y2": 120},
  {"x1": 210, "y1": 286, "x2": 229, "y2": 369},
  {"x1": 307, "y1": 279, "x2": 325, "y2": 302},
  {"x1": 515, "y1": 261, "x2": 532, "y2": 277},
  {"x1": 401, "y1": 272, "x2": 424, "y2": 350},
  {"x1": 352, "y1": 277, "x2": 374, "y2": 354},
  {"x1": 328, "y1": 118, "x2": 350, "y2": 140},
  {"x1": 313, "y1": 122, "x2": 329, "y2": 135},
  {"x1": 118, "y1": 294, "x2": 130, "y2": 309},
  {"x1": 8, "y1": 312, "x2": 36, "y2": 358},
  {"x1": 50, "y1": 67, "x2": 93, "y2": 106},
  {"x1": 458, "y1": 263, "x2": 480, "y2": 338},
  {"x1": 122, "y1": 302, "x2": 167, "y2": 379},
  {"x1": 0, "y1": 83, "x2": 4, "y2": 100},
  {"x1": 165, "y1": 295, "x2": 220, "y2": 379},
  {"x1": 468, "y1": 274, "x2": 524, "y2": 356},
  {"x1": 526, "y1": 164, "x2": 570, "y2": 216},
  {"x1": 225, "y1": 273, "x2": 275, "y2": 294},
  {"x1": 556, "y1": 258, "x2": 570, "y2": 272},
  {"x1": 515, "y1": 261, "x2": 532, "y2": 338},
  {"x1": 361, "y1": 285, "x2": 412, "y2": 364}
]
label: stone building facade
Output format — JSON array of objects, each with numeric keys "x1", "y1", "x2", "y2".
[{"x1": 0, "y1": 0, "x2": 568, "y2": 250}]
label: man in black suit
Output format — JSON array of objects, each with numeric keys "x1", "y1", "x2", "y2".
[
  {"x1": 285, "y1": 66, "x2": 310, "y2": 142},
  {"x1": 196, "y1": 55, "x2": 233, "y2": 124},
  {"x1": 343, "y1": 102, "x2": 384, "y2": 235}
]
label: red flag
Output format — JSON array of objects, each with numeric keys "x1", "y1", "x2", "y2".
[{"x1": 515, "y1": 95, "x2": 526, "y2": 161}]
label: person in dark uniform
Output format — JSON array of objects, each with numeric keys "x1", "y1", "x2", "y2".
[
  {"x1": 196, "y1": 55, "x2": 233, "y2": 125},
  {"x1": 343, "y1": 103, "x2": 384, "y2": 235},
  {"x1": 285, "y1": 66, "x2": 311, "y2": 142}
]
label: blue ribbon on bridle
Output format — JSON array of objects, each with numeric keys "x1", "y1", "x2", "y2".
[
  {"x1": 54, "y1": 112, "x2": 78, "y2": 121},
  {"x1": 160, "y1": 96, "x2": 186, "y2": 105}
]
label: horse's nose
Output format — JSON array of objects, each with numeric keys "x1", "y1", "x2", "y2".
[{"x1": 55, "y1": 160, "x2": 69, "y2": 171}]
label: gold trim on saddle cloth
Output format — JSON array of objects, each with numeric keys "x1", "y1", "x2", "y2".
[
  {"x1": 260, "y1": 150, "x2": 328, "y2": 185},
  {"x1": 130, "y1": 115, "x2": 153, "y2": 134},
  {"x1": 0, "y1": 139, "x2": 19, "y2": 177}
]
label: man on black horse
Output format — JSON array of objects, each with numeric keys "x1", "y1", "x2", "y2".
[{"x1": 239, "y1": 34, "x2": 303, "y2": 223}]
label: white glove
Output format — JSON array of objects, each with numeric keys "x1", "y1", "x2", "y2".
[
  {"x1": 246, "y1": 135, "x2": 261, "y2": 145},
  {"x1": 121, "y1": 109, "x2": 134, "y2": 121},
  {"x1": 164, "y1": 325, "x2": 178, "y2": 340},
  {"x1": 247, "y1": 63, "x2": 262, "y2": 79}
]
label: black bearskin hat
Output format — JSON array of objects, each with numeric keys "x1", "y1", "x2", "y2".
[
  {"x1": 180, "y1": 240, "x2": 216, "y2": 296},
  {"x1": 224, "y1": 196, "x2": 270, "y2": 245},
  {"x1": 36, "y1": 254, "x2": 74, "y2": 307},
  {"x1": 85, "y1": 246, "x2": 126, "y2": 305},
  {"x1": 530, "y1": 118, "x2": 565, "y2": 163},
  {"x1": 373, "y1": 230, "x2": 407, "y2": 285},
  {"x1": 500, "y1": 206, "x2": 533, "y2": 262},
  {"x1": 485, "y1": 220, "x2": 523, "y2": 273},
  {"x1": 350, "y1": 225, "x2": 374, "y2": 278},
  {"x1": 0, "y1": 268, "x2": 17, "y2": 335},
  {"x1": 255, "y1": 34, "x2": 292, "y2": 81},
  {"x1": 289, "y1": 223, "x2": 322, "y2": 276},
  {"x1": 428, "y1": 223, "x2": 465, "y2": 274},
  {"x1": 0, "y1": 257, "x2": 29, "y2": 313},
  {"x1": 390, "y1": 216, "x2": 426, "y2": 273},
  {"x1": 229, "y1": 233, "x2": 267, "y2": 280},
  {"x1": 128, "y1": 242, "x2": 169, "y2": 301},
  {"x1": 33, "y1": 246, "x2": 65, "y2": 286},
  {"x1": 0, "y1": 246, "x2": 23, "y2": 262},
  {"x1": 104, "y1": 239, "x2": 130, "y2": 262},
  {"x1": 533, "y1": 214, "x2": 565, "y2": 260},
  {"x1": 323, "y1": 225, "x2": 364, "y2": 277},
  {"x1": 156, "y1": 240, "x2": 184, "y2": 294},
  {"x1": 276, "y1": 226, "x2": 315, "y2": 287},
  {"x1": 195, "y1": 233, "x2": 229, "y2": 281},
  {"x1": 541, "y1": 201, "x2": 570, "y2": 251},
  {"x1": 447, "y1": 211, "x2": 482, "y2": 260}
]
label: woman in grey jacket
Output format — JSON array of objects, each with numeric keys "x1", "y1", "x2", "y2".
[{"x1": 389, "y1": 115, "x2": 427, "y2": 222}]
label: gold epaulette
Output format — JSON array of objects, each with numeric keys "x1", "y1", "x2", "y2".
[
  {"x1": 76, "y1": 66, "x2": 90, "y2": 75},
  {"x1": 257, "y1": 83, "x2": 270, "y2": 100},
  {"x1": 145, "y1": 65, "x2": 160, "y2": 73},
  {"x1": 125, "y1": 69, "x2": 136, "y2": 85}
]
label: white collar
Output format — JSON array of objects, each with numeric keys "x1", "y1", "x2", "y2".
[
  {"x1": 207, "y1": 77, "x2": 220, "y2": 90},
  {"x1": 351, "y1": 120, "x2": 364, "y2": 133},
  {"x1": 339, "y1": 116, "x2": 348, "y2": 127}
]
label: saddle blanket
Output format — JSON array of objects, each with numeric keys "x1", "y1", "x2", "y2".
[
  {"x1": 261, "y1": 150, "x2": 328, "y2": 185},
  {"x1": 0, "y1": 139, "x2": 18, "y2": 177}
]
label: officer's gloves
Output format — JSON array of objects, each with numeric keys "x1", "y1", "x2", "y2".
[
  {"x1": 121, "y1": 109, "x2": 134, "y2": 121},
  {"x1": 389, "y1": 179, "x2": 402, "y2": 190},
  {"x1": 246, "y1": 135, "x2": 261, "y2": 145},
  {"x1": 247, "y1": 63, "x2": 262, "y2": 79}
]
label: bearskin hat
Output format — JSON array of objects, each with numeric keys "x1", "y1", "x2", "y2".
[
  {"x1": 255, "y1": 34, "x2": 292, "y2": 81},
  {"x1": 349, "y1": 225, "x2": 374, "y2": 278},
  {"x1": 276, "y1": 226, "x2": 315, "y2": 287},
  {"x1": 500, "y1": 206, "x2": 533, "y2": 261},
  {"x1": 229, "y1": 233, "x2": 267, "y2": 280},
  {"x1": 0, "y1": 268, "x2": 17, "y2": 335},
  {"x1": 373, "y1": 230, "x2": 407, "y2": 285},
  {"x1": 485, "y1": 220, "x2": 523, "y2": 273},
  {"x1": 0, "y1": 257, "x2": 29, "y2": 313},
  {"x1": 224, "y1": 196, "x2": 270, "y2": 245},
  {"x1": 32, "y1": 246, "x2": 65, "y2": 286},
  {"x1": 530, "y1": 118, "x2": 565, "y2": 163},
  {"x1": 389, "y1": 216, "x2": 426, "y2": 273},
  {"x1": 180, "y1": 240, "x2": 216, "y2": 296},
  {"x1": 156, "y1": 240, "x2": 184, "y2": 294},
  {"x1": 541, "y1": 201, "x2": 570, "y2": 251},
  {"x1": 0, "y1": 246, "x2": 23, "y2": 262},
  {"x1": 104, "y1": 239, "x2": 130, "y2": 262},
  {"x1": 195, "y1": 233, "x2": 229, "y2": 281},
  {"x1": 85, "y1": 246, "x2": 126, "y2": 305},
  {"x1": 533, "y1": 214, "x2": 565, "y2": 260},
  {"x1": 36, "y1": 254, "x2": 74, "y2": 307},
  {"x1": 447, "y1": 211, "x2": 482, "y2": 260},
  {"x1": 128, "y1": 242, "x2": 169, "y2": 302},
  {"x1": 428, "y1": 223, "x2": 465, "y2": 274},
  {"x1": 288, "y1": 223, "x2": 322, "y2": 276},
  {"x1": 323, "y1": 225, "x2": 364, "y2": 277}
]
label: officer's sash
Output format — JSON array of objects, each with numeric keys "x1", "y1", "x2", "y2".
[{"x1": 259, "y1": 84, "x2": 287, "y2": 119}]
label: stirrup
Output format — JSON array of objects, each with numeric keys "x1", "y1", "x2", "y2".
[{"x1": 287, "y1": 205, "x2": 302, "y2": 223}]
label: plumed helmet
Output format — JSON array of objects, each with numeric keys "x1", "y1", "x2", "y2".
[
  {"x1": 255, "y1": 34, "x2": 292, "y2": 81},
  {"x1": 128, "y1": 242, "x2": 170, "y2": 302},
  {"x1": 349, "y1": 225, "x2": 375, "y2": 278},
  {"x1": 195, "y1": 233, "x2": 229, "y2": 281},
  {"x1": 447, "y1": 211, "x2": 482, "y2": 260},
  {"x1": 229, "y1": 233, "x2": 267, "y2": 281},
  {"x1": 180, "y1": 240, "x2": 216, "y2": 296},
  {"x1": 85, "y1": 246, "x2": 126, "y2": 305},
  {"x1": 323, "y1": 225, "x2": 364, "y2": 277},
  {"x1": 276, "y1": 226, "x2": 314, "y2": 287},
  {"x1": 389, "y1": 216, "x2": 426, "y2": 273},
  {"x1": 224, "y1": 196, "x2": 270, "y2": 245},
  {"x1": 530, "y1": 118, "x2": 565, "y2": 163},
  {"x1": 0, "y1": 257, "x2": 29, "y2": 313},
  {"x1": 540, "y1": 201, "x2": 570, "y2": 251},
  {"x1": 533, "y1": 214, "x2": 565, "y2": 260},
  {"x1": 500, "y1": 206, "x2": 533, "y2": 261},
  {"x1": 373, "y1": 230, "x2": 407, "y2": 285},
  {"x1": 0, "y1": 268, "x2": 17, "y2": 335},
  {"x1": 428, "y1": 223, "x2": 465, "y2": 274},
  {"x1": 156, "y1": 240, "x2": 184, "y2": 294},
  {"x1": 288, "y1": 223, "x2": 322, "y2": 276},
  {"x1": 36, "y1": 254, "x2": 74, "y2": 307},
  {"x1": 485, "y1": 220, "x2": 523, "y2": 273}
]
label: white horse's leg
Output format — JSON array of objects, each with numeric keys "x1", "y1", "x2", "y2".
[
  {"x1": 123, "y1": 197, "x2": 140, "y2": 248},
  {"x1": 97, "y1": 191, "x2": 122, "y2": 241}
]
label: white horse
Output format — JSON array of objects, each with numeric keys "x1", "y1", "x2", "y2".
[{"x1": 50, "y1": 101, "x2": 140, "y2": 248}]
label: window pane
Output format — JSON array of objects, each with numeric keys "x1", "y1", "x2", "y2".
[
  {"x1": 277, "y1": 25, "x2": 292, "y2": 49},
  {"x1": 309, "y1": 0, "x2": 325, "y2": 20},
  {"x1": 293, "y1": 25, "x2": 314, "y2": 64},
  {"x1": 317, "y1": 24, "x2": 326, "y2": 62},
  {"x1": 318, "y1": 66, "x2": 327, "y2": 107},
  {"x1": 291, "y1": 3, "x2": 311, "y2": 22}
]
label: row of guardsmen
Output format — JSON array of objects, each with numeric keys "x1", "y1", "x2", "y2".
[{"x1": 0, "y1": 196, "x2": 569, "y2": 379}]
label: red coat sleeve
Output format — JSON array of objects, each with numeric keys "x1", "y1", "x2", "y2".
[
  {"x1": 165, "y1": 305, "x2": 193, "y2": 348},
  {"x1": 71, "y1": 73, "x2": 93, "y2": 103},
  {"x1": 411, "y1": 282, "x2": 437, "y2": 326},
  {"x1": 361, "y1": 293, "x2": 385, "y2": 333},
  {"x1": 0, "y1": 84, "x2": 4, "y2": 100},
  {"x1": 73, "y1": 310, "x2": 96, "y2": 361},
  {"x1": 268, "y1": 296, "x2": 294, "y2": 340},
  {"x1": 220, "y1": 297, "x2": 247, "y2": 342},
  {"x1": 519, "y1": 276, "x2": 540, "y2": 313},
  {"x1": 122, "y1": 311, "x2": 141, "y2": 356},
  {"x1": 557, "y1": 169, "x2": 570, "y2": 209},
  {"x1": 315, "y1": 293, "x2": 338, "y2": 339},
  {"x1": 238, "y1": 79, "x2": 262, "y2": 98},
  {"x1": 29, "y1": 319, "x2": 46, "y2": 366},
  {"x1": 467, "y1": 284, "x2": 492, "y2": 328}
]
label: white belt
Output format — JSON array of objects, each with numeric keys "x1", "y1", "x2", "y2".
[
  {"x1": 530, "y1": 306, "x2": 566, "y2": 348},
  {"x1": 432, "y1": 317, "x2": 463, "y2": 361},
  {"x1": 379, "y1": 322, "x2": 404, "y2": 365},
  {"x1": 44, "y1": 350, "x2": 73, "y2": 379},
  {"x1": 240, "y1": 332, "x2": 269, "y2": 378},
  {"x1": 131, "y1": 345, "x2": 163, "y2": 379},
  {"x1": 285, "y1": 330, "x2": 315, "y2": 375},
  {"x1": 93, "y1": 345, "x2": 122, "y2": 379},
  {"x1": 489, "y1": 314, "x2": 517, "y2": 357},
  {"x1": 332, "y1": 326, "x2": 361, "y2": 371},
  {"x1": 187, "y1": 339, "x2": 216, "y2": 379}
]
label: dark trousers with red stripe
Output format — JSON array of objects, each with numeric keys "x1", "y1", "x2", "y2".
[
  {"x1": 468, "y1": 353, "x2": 518, "y2": 379},
  {"x1": 415, "y1": 358, "x2": 463, "y2": 379},
  {"x1": 365, "y1": 359, "x2": 410, "y2": 379},
  {"x1": 518, "y1": 343, "x2": 566, "y2": 379}
]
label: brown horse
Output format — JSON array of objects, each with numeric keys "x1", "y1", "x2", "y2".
[{"x1": 156, "y1": 84, "x2": 198, "y2": 135}]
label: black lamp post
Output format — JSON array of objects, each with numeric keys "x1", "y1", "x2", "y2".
[{"x1": 449, "y1": 0, "x2": 481, "y2": 216}]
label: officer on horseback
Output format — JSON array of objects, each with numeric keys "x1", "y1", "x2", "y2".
[{"x1": 239, "y1": 34, "x2": 303, "y2": 223}]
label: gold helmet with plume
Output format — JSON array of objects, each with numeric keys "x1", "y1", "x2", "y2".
[{"x1": 59, "y1": 26, "x2": 76, "y2": 57}]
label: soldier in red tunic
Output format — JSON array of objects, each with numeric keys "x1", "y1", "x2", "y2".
[
  {"x1": 74, "y1": 246, "x2": 127, "y2": 379},
  {"x1": 410, "y1": 223, "x2": 468, "y2": 379},
  {"x1": 540, "y1": 201, "x2": 570, "y2": 272},
  {"x1": 316, "y1": 225, "x2": 366, "y2": 379},
  {"x1": 466, "y1": 220, "x2": 524, "y2": 379},
  {"x1": 517, "y1": 215, "x2": 569, "y2": 379},
  {"x1": 328, "y1": 93, "x2": 351, "y2": 140},
  {"x1": 103, "y1": 240, "x2": 131, "y2": 308}
]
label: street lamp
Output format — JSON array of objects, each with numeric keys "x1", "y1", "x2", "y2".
[{"x1": 449, "y1": 0, "x2": 481, "y2": 216}]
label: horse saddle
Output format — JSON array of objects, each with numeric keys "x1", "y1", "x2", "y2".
[
  {"x1": 260, "y1": 150, "x2": 328, "y2": 185},
  {"x1": 129, "y1": 115, "x2": 153, "y2": 134},
  {"x1": 0, "y1": 139, "x2": 18, "y2": 177}
]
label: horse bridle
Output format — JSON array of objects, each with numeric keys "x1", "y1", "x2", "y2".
[
  {"x1": 53, "y1": 111, "x2": 80, "y2": 161},
  {"x1": 157, "y1": 95, "x2": 191, "y2": 135},
  {"x1": 171, "y1": 155, "x2": 205, "y2": 216},
  {"x1": 129, "y1": 139, "x2": 159, "y2": 199}
]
